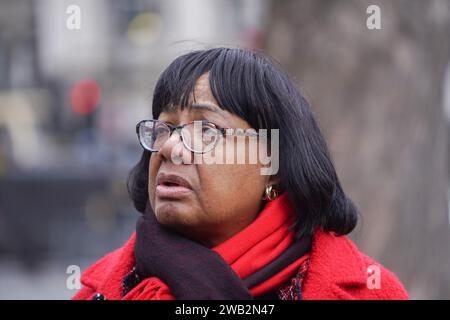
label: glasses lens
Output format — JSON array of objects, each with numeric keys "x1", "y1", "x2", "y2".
[
  {"x1": 182, "y1": 121, "x2": 220, "y2": 153},
  {"x1": 138, "y1": 121, "x2": 170, "y2": 151}
]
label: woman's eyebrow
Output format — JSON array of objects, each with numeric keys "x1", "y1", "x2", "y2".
[{"x1": 190, "y1": 102, "x2": 229, "y2": 120}]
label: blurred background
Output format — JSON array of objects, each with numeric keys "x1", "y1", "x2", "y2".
[{"x1": 0, "y1": 0, "x2": 449, "y2": 299}]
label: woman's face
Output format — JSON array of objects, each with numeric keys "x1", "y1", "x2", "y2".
[{"x1": 148, "y1": 73, "x2": 270, "y2": 247}]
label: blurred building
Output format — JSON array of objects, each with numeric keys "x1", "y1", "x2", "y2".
[{"x1": 0, "y1": 0, "x2": 267, "y2": 299}]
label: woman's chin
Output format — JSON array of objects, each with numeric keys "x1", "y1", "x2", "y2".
[{"x1": 154, "y1": 200, "x2": 193, "y2": 226}]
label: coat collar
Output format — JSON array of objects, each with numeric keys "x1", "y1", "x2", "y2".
[
  {"x1": 81, "y1": 233, "x2": 137, "y2": 300},
  {"x1": 302, "y1": 229, "x2": 368, "y2": 299}
]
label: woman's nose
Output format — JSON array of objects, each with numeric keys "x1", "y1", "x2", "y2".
[{"x1": 158, "y1": 130, "x2": 193, "y2": 164}]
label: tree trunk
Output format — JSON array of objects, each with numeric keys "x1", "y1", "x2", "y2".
[{"x1": 265, "y1": 0, "x2": 450, "y2": 298}]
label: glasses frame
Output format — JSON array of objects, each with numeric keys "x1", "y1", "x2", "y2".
[{"x1": 136, "y1": 119, "x2": 259, "y2": 154}]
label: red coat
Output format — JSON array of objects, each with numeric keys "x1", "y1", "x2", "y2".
[{"x1": 73, "y1": 229, "x2": 409, "y2": 300}]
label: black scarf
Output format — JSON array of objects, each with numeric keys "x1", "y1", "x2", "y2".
[{"x1": 133, "y1": 201, "x2": 311, "y2": 299}]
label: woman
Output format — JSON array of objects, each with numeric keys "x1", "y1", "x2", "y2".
[{"x1": 73, "y1": 48, "x2": 408, "y2": 300}]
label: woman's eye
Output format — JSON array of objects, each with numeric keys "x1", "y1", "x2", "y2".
[
  {"x1": 202, "y1": 125, "x2": 217, "y2": 135},
  {"x1": 202, "y1": 126, "x2": 211, "y2": 134},
  {"x1": 154, "y1": 125, "x2": 168, "y2": 135}
]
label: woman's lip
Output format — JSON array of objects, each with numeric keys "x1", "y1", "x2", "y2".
[
  {"x1": 156, "y1": 184, "x2": 192, "y2": 199},
  {"x1": 156, "y1": 173, "x2": 192, "y2": 190}
]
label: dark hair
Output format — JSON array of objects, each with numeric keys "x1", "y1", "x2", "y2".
[{"x1": 127, "y1": 47, "x2": 358, "y2": 239}]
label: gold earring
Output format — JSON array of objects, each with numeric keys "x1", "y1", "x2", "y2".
[{"x1": 263, "y1": 185, "x2": 277, "y2": 201}]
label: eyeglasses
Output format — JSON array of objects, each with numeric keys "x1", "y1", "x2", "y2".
[{"x1": 136, "y1": 119, "x2": 259, "y2": 154}]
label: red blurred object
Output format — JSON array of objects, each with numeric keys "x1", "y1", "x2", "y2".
[{"x1": 70, "y1": 79, "x2": 101, "y2": 115}]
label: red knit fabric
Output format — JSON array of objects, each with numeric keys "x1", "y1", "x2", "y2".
[
  {"x1": 73, "y1": 194, "x2": 409, "y2": 300},
  {"x1": 211, "y1": 193, "x2": 308, "y2": 297}
]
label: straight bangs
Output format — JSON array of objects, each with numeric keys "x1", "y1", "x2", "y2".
[{"x1": 151, "y1": 48, "x2": 281, "y2": 131}]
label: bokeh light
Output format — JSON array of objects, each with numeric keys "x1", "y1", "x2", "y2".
[
  {"x1": 127, "y1": 11, "x2": 162, "y2": 47},
  {"x1": 70, "y1": 79, "x2": 101, "y2": 115}
]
